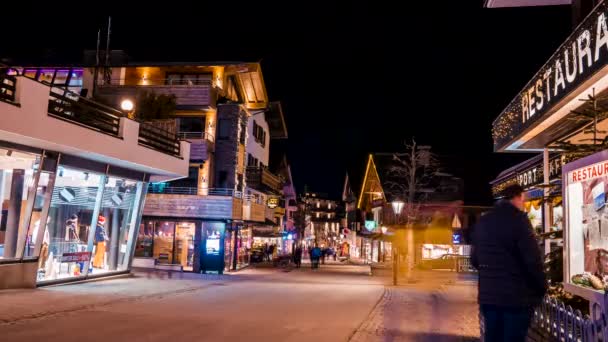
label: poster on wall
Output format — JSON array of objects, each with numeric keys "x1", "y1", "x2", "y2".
[{"x1": 565, "y1": 154, "x2": 608, "y2": 294}]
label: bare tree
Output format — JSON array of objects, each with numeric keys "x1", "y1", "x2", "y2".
[
  {"x1": 386, "y1": 138, "x2": 439, "y2": 225},
  {"x1": 385, "y1": 138, "x2": 440, "y2": 281}
]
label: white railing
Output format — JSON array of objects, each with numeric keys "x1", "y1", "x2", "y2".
[
  {"x1": 177, "y1": 131, "x2": 215, "y2": 142},
  {"x1": 147, "y1": 186, "x2": 242, "y2": 198}
]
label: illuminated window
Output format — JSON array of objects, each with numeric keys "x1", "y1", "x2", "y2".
[
  {"x1": 316, "y1": 213, "x2": 320, "y2": 218},
  {"x1": 328, "y1": 203, "x2": 331, "y2": 209},
  {"x1": 316, "y1": 201, "x2": 320, "y2": 208}
]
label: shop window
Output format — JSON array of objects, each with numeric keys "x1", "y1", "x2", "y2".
[
  {"x1": 91, "y1": 177, "x2": 142, "y2": 274},
  {"x1": 175, "y1": 222, "x2": 195, "y2": 271},
  {"x1": 40, "y1": 167, "x2": 104, "y2": 281},
  {"x1": 0, "y1": 148, "x2": 40, "y2": 261},
  {"x1": 37, "y1": 168, "x2": 144, "y2": 283},
  {"x1": 154, "y1": 221, "x2": 175, "y2": 264},
  {"x1": 135, "y1": 221, "x2": 155, "y2": 258}
]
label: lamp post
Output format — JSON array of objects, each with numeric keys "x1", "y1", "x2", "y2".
[
  {"x1": 381, "y1": 226, "x2": 388, "y2": 263},
  {"x1": 391, "y1": 200, "x2": 404, "y2": 286}
]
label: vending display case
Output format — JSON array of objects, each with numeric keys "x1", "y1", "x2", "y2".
[{"x1": 564, "y1": 150, "x2": 608, "y2": 307}]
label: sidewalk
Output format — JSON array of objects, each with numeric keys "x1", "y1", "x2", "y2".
[
  {"x1": 0, "y1": 270, "x2": 231, "y2": 324},
  {"x1": 350, "y1": 270, "x2": 480, "y2": 341}
]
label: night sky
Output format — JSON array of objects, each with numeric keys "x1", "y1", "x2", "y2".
[{"x1": 0, "y1": 2, "x2": 573, "y2": 204}]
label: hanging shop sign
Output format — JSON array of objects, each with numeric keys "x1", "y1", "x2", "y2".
[
  {"x1": 267, "y1": 197, "x2": 279, "y2": 209},
  {"x1": 493, "y1": 2, "x2": 608, "y2": 150},
  {"x1": 364, "y1": 220, "x2": 377, "y2": 231},
  {"x1": 492, "y1": 155, "x2": 565, "y2": 196}
]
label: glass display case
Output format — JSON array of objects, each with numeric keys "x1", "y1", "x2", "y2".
[{"x1": 564, "y1": 150, "x2": 608, "y2": 307}]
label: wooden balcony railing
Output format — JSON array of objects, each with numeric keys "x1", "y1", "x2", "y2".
[
  {"x1": 138, "y1": 121, "x2": 181, "y2": 157},
  {"x1": 246, "y1": 167, "x2": 283, "y2": 195},
  {"x1": 48, "y1": 87, "x2": 122, "y2": 136}
]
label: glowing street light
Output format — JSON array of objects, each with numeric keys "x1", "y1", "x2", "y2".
[
  {"x1": 120, "y1": 98, "x2": 134, "y2": 112},
  {"x1": 391, "y1": 200, "x2": 405, "y2": 216}
]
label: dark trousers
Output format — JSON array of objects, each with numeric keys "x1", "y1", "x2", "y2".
[{"x1": 481, "y1": 304, "x2": 533, "y2": 342}]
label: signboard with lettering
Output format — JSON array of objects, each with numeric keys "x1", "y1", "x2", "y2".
[
  {"x1": 60, "y1": 252, "x2": 91, "y2": 263},
  {"x1": 267, "y1": 197, "x2": 279, "y2": 209},
  {"x1": 493, "y1": 1, "x2": 608, "y2": 151},
  {"x1": 492, "y1": 155, "x2": 565, "y2": 196},
  {"x1": 143, "y1": 194, "x2": 233, "y2": 219}
]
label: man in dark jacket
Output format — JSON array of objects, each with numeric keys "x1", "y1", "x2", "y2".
[{"x1": 472, "y1": 184, "x2": 547, "y2": 342}]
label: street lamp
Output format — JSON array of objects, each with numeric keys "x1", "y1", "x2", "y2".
[
  {"x1": 120, "y1": 98, "x2": 134, "y2": 111},
  {"x1": 391, "y1": 200, "x2": 405, "y2": 217},
  {"x1": 381, "y1": 226, "x2": 388, "y2": 234},
  {"x1": 390, "y1": 200, "x2": 404, "y2": 286}
]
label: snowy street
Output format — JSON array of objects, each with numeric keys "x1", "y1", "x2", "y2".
[{"x1": 0, "y1": 264, "x2": 479, "y2": 341}]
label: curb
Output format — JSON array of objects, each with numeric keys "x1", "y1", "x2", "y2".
[{"x1": 348, "y1": 287, "x2": 387, "y2": 341}]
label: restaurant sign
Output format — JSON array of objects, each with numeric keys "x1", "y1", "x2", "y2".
[
  {"x1": 492, "y1": 156, "x2": 564, "y2": 196},
  {"x1": 493, "y1": 2, "x2": 608, "y2": 151}
]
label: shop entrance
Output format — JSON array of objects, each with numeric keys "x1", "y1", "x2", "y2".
[{"x1": 135, "y1": 220, "x2": 196, "y2": 271}]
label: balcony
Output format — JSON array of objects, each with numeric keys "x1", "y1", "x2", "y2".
[
  {"x1": 246, "y1": 167, "x2": 283, "y2": 195},
  {"x1": 144, "y1": 186, "x2": 243, "y2": 220},
  {"x1": 177, "y1": 131, "x2": 214, "y2": 162},
  {"x1": 96, "y1": 81, "x2": 215, "y2": 109},
  {"x1": 242, "y1": 194, "x2": 266, "y2": 223},
  {"x1": 0, "y1": 76, "x2": 189, "y2": 181}
]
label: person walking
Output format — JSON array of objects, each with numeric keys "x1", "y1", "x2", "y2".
[
  {"x1": 311, "y1": 246, "x2": 321, "y2": 269},
  {"x1": 472, "y1": 184, "x2": 547, "y2": 342},
  {"x1": 294, "y1": 244, "x2": 303, "y2": 268}
]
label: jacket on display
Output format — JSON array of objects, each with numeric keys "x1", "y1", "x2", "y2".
[{"x1": 95, "y1": 224, "x2": 108, "y2": 243}]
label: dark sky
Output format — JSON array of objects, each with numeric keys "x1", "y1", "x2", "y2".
[{"x1": 1, "y1": 2, "x2": 573, "y2": 204}]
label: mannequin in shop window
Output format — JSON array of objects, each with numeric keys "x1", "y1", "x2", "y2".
[
  {"x1": 64, "y1": 214, "x2": 80, "y2": 241},
  {"x1": 93, "y1": 215, "x2": 109, "y2": 269}
]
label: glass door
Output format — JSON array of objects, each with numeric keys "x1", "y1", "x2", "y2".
[{"x1": 174, "y1": 222, "x2": 195, "y2": 271}]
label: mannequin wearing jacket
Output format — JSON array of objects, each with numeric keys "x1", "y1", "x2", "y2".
[{"x1": 93, "y1": 216, "x2": 109, "y2": 269}]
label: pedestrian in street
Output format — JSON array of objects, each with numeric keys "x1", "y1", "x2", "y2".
[
  {"x1": 311, "y1": 246, "x2": 321, "y2": 269},
  {"x1": 472, "y1": 184, "x2": 547, "y2": 342},
  {"x1": 263, "y1": 243, "x2": 269, "y2": 261},
  {"x1": 320, "y1": 248, "x2": 326, "y2": 264},
  {"x1": 268, "y1": 244, "x2": 275, "y2": 261},
  {"x1": 294, "y1": 244, "x2": 302, "y2": 268}
]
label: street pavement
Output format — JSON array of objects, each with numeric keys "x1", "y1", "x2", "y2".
[{"x1": 0, "y1": 263, "x2": 479, "y2": 342}]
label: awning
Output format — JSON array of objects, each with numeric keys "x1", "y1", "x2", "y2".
[{"x1": 492, "y1": 2, "x2": 608, "y2": 152}]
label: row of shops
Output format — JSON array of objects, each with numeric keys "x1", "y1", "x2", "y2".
[
  {"x1": 489, "y1": 0, "x2": 608, "y2": 313},
  {"x1": 132, "y1": 216, "x2": 294, "y2": 273}
]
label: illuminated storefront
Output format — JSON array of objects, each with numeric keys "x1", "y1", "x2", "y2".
[
  {"x1": 490, "y1": 154, "x2": 565, "y2": 253},
  {"x1": 0, "y1": 147, "x2": 148, "y2": 285}
]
